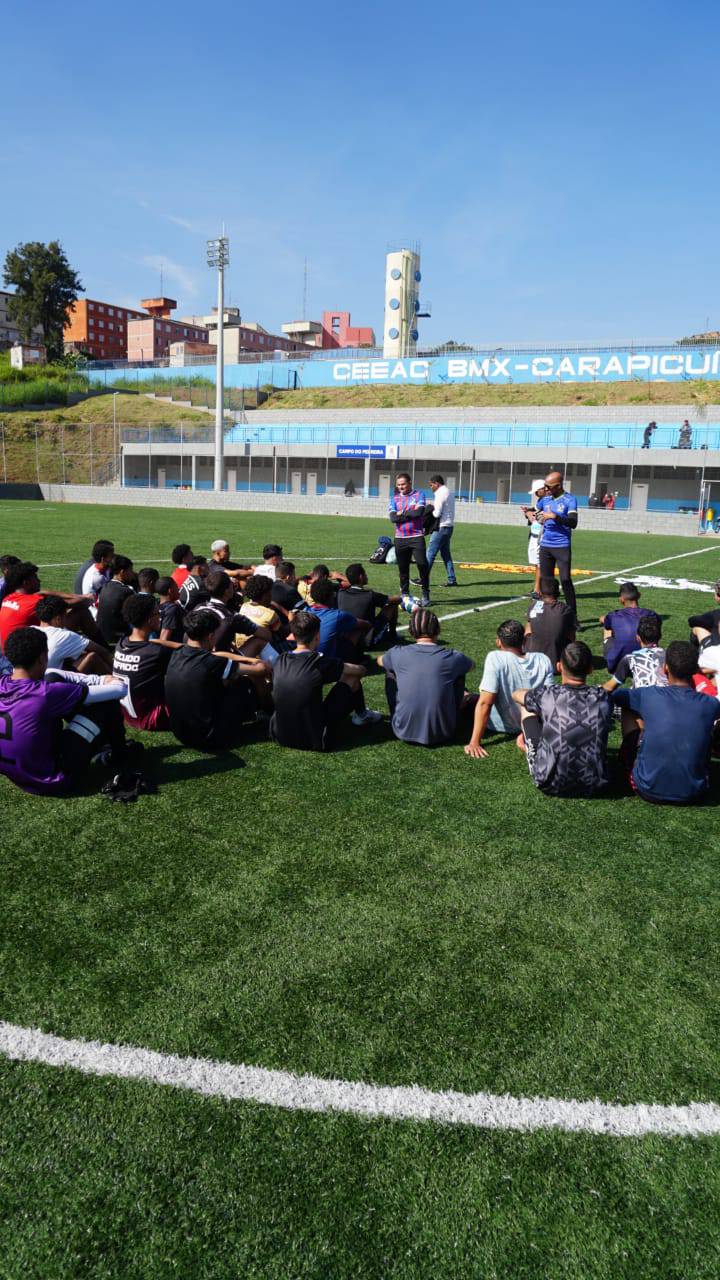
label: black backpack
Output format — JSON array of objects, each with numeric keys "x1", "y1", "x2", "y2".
[{"x1": 369, "y1": 536, "x2": 392, "y2": 564}]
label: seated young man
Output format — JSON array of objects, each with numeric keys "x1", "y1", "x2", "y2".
[
  {"x1": 614, "y1": 639, "x2": 720, "y2": 804},
  {"x1": 0, "y1": 555, "x2": 21, "y2": 606},
  {"x1": 34, "y1": 595, "x2": 113, "y2": 675},
  {"x1": 156, "y1": 577, "x2": 185, "y2": 643},
  {"x1": 603, "y1": 614, "x2": 667, "y2": 691},
  {"x1": 688, "y1": 579, "x2": 720, "y2": 651},
  {"x1": 600, "y1": 582, "x2": 659, "y2": 675},
  {"x1": 524, "y1": 577, "x2": 575, "y2": 666},
  {"x1": 297, "y1": 563, "x2": 348, "y2": 603},
  {"x1": 271, "y1": 561, "x2": 303, "y2": 616},
  {"x1": 270, "y1": 610, "x2": 371, "y2": 751},
  {"x1": 513, "y1": 641, "x2": 613, "y2": 797},
  {"x1": 378, "y1": 608, "x2": 474, "y2": 746},
  {"x1": 74, "y1": 539, "x2": 114, "y2": 595},
  {"x1": 240, "y1": 574, "x2": 286, "y2": 642},
  {"x1": 209, "y1": 539, "x2": 254, "y2": 585},
  {"x1": 203, "y1": 571, "x2": 274, "y2": 660},
  {"x1": 0, "y1": 627, "x2": 129, "y2": 795},
  {"x1": 308, "y1": 577, "x2": 371, "y2": 660},
  {"x1": 253, "y1": 543, "x2": 284, "y2": 582},
  {"x1": 96, "y1": 556, "x2": 135, "y2": 647},
  {"x1": 178, "y1": 556, "x2": 210, "y2": 610},
  {"x1": 113, "y1": 593, "x2": 180, "y2": 731},
  {"x1": 0, "y1": 561, "x2": 102, "y2": 651},
  {"x1": 170, "y1": 544, "x2": 194, "y2": 589},
  {"x1": 464, "y1": 619, "x2": 555, "y2": 758},
  {"x1": 337, "y1": 563, "x2": 401, "y2": 647},
  {"x1": 165, "y1": 608, "x2": 267, "y2": 750},
  {"x1": 137, "y1": 567, "x2": 160, "y2": 596}
]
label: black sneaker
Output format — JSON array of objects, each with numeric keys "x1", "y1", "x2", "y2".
[
  {"x1": 410, "y1": 577, "x2": 422, "y2": 586},
  {"x1": 446, "y1": 581, "x2": 458, "y2": 587}
]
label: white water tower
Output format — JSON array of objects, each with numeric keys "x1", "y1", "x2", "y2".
[{"x1": 383, "y1": 247, "x2": 429, "y2": 358}]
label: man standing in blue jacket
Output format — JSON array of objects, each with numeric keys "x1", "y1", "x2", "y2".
[
  {"x1": 388, "y1": 473, "x2": 431, "y2": 606},
  {"x1": 537, "y1": 470, "x2": 579, "y2": 620}
]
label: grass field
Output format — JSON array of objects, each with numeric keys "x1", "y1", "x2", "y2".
[
  {"x1": 1, "y1": 501, "x2": 720, "y2": 1277},
  {"x1": 254, "y1": 379, "x2": 720, "y2": 410}
]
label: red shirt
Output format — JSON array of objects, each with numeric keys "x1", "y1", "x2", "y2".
[
  {"x1": 171, "y1": 567, "x2": 190, "y2": 588},
  {"x1": 0, "y1": 592, "x2": 43, "y2": 649},
  {"x1": 693, "y1": 672, "x2": 718, "y2": 698}
]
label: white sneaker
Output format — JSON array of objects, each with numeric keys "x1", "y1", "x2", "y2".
[{"x1": 351, "y1": 708, "x2": 383, "y2": 726}]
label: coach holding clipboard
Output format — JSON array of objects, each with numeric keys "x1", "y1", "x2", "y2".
[{"x1": 536, "y1": 470, "x2": 578, "y2": 620}]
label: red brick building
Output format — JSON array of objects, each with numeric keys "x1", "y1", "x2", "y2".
[
  {"x1": 320, "y1": 310, "x2": 375, "y2": 349},
  {"x1": 127, "y1": 298, "x2": 209, "y2": 362},
  {"x1": 64, "y1": 298, "x2": 144, "y2": 360}
]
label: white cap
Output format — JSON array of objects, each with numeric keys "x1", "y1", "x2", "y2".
[
  {"x1": 699, "y1": 645, "x2": 720, "y2": 674},
  {"x1": 529, "y1": 479, "x2": 545, "y2": 496},
  {"x1": 211, "y1": 539, "x2": 228, "y2": 552}
]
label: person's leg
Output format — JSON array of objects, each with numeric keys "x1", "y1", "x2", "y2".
[
  {"x1": 439, "y1": 529, "x2": 457, "y2": 584},
  {"x1": 321, "y1": 676, "x2": 360, "y2": 748},
  {"x1": 58, "y1": 701, "x2": 128, "y2": 779},
  {"x1": 426, "y1": 529, "x2": 441, "y2": 573},
  {"x1": 394, "y1": 539, "x2": 413, "y2": 595},
  {"x1": 538, "y1": 546, "x2": 555, "y2": 588},
  {"x1": 380, "y1": 601, "x2": 399, "y2": 638},
  {"x1": 207, "y1": 679, "x2": 258, "y2": 748},
  {"x1": 384, "y1": 673, "x2": 398, "y2": 715},
  {"x1": 517, "y1": 706, "x2": 543, "y2": 777},
  {"x1": 554, "y1": 546, "x2": 577, "y2": 617},
  {"x1": 412, "y1": 537, "x2": 431, "y2": 601},
  {"x1": 64, "y1": 602, "x2": 107, "y2": 646},
  {"x1": 76, "y1": 649, "x2": 113, "y2": 676}
]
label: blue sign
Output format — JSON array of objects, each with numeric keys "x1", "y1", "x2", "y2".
[{"x1": 336, "y1": 445, "x2": 399, "y2": 459}]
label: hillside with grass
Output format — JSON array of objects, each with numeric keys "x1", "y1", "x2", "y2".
[{"x1": 254, "y1": 380, "x2": 720, "y2": 410}]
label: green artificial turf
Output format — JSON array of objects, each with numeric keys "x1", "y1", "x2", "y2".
[{"x1": 1, "y1": 500, "x2": 719, "y2": 1276}]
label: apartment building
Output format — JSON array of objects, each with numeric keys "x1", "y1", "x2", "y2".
[
  {"x1": 64, "y1": 298, "x2": 144, "y2": 360},
  {"x1": 0, "y1": 290, "x2": 44, "y2": 349}
]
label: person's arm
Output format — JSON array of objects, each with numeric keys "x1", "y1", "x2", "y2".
[
  {"x1": 511, "y1": 687, "x2": 529, "y2": 706},
  {"x1": 149, "y1": 637, "x2": 183, "y2": 650},
  {"x1": 464, "y1": 691, "x2": 496, "y2": 759},
  {"x1": 688, "y1": 610, "x2": 719, "y2": 630},
  {"x1": 341, "y1": 662, "x2": 366, "y2": 678},
  {"x1": 603, "y1": 675, "x2": 621, "y2": 692}
]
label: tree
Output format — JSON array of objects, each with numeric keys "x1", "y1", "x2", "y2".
[{"x1": 3, "y1": 240, "x2": 83, "y2": 360}]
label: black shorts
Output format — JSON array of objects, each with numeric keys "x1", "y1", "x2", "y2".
[{"x1": 320, "y1": 680, "x2": 356, "y2": 748}]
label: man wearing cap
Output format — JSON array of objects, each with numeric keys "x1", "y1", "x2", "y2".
[
  {"x1": 210, "y1": 540, "x2": 254, "y2": 586},
  {"x1": 521, "y1": 480, "x2": 547, "y2": 597},
  {"x1": 536, "y1": 470, "x2": 578, "y2": 620}
]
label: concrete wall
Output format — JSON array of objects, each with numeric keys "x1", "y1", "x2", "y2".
[{"x1": 38, "y1": 482, "x2": 702, "y2": 536}]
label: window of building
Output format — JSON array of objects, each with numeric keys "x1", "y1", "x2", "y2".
[
  {"x1": 108, "y1": 322, "x2": 114, "y2": 330},
  {"x1": 98, "y1": 305, "x2": 104, "y2": 313},
  {"x1": 331, "y1": 316, "x2": 340, "y2": 330},
  {"x1": 108, "y1": 308, "x2": 114, "y2": 316},
  {"x1": 98, "y1": 319, "x2": 104, "y2": 328},
  {"x1": 88, "y1": 302, "x2": 95, "y2": 311}
]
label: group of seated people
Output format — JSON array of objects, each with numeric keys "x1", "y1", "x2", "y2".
[{"x1": 0, "y1": 538, "x2": 718, "y2": 805}]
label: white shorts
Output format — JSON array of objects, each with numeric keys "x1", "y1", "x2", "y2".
[{"x1": 528, "y1": 534, "x2": 540, "y2": 567}]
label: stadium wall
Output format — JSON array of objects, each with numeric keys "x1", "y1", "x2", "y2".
[{"x1": 38, "y1": 483, "x2": 702, "y2": 536}]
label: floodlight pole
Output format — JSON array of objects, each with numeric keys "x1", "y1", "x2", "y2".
[{"x1": 207, "y1": 235, "x2": 230, "y2": 492}]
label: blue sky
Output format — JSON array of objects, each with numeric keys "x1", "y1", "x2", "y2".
[{"x1": 3, "y1": 0, "x2": 719, "y2": 346}]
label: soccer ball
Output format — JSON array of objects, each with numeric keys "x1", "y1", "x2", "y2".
[{"x1": 401, "y1": 593, "x2": 420, "y2": 614}]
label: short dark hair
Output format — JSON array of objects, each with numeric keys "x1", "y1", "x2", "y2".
[
  {"x1": 263, "y1": 544, "x2": 282, "y2": 560},
  {"x1": 206, "y1": 570, "x2": 231, "y2": 598},
  {"x1": 190, "y1": 555, "x2": 207, "y2": 570},
  {"x1": 619, "y1": 581, "x2": 640, "y2": 601},
  {"x1": 111, "y1": 555, "x2": 133, "y2": 576},
  {"x1": 665, "y1": 640, "x2": 698, "y2": 682},
  {"x1": 4, "y1": 561, "x2": 38, "y2": 593},
  {"x1": 0, "y1": 554, "x2": 20, "y2": 574},
  {"x1": 539, "y1": 577, "x2": 559, "y2": 598},
  {"x1": 311, "y1": 564, "x2": 330, "y2": 579},
  {"x1": 396, "y1": 472, "x2": 412, "y2": 484},
  {"x1": 156, "y1": 576, "x2": 174, "y2": 596},
  {"x1": 36, "y1": 594, "x2": 68, "y2": 624},
  {"x1": 561, "y1": 641, "x2": 593, "y2": 678},
  {"x1": 172, "y1": 543, "x2": 192, "y2": 566},
  {"x1": 183, "y1": 608, "x2": 219, "y2": 640},
  {"x1": 5, "y1": 626, "x2": 47, "y2": 669},
  {"x1": 138, "y1": 567, "x2": 159, "y2": 592},
  {"x1": 243, "y1": 574, "x2": 272, "y2": 603},
  {"x1": 497, "y1": 619, "x2": 525, "y2": 650},
  {"x1": 345, "y1": 563, "x2": 366, "y2": 586},
  {"x1": 292, "y1": 611, "x2": 320, "y2": 644},
  {"x1": 430, "y1": 474, "x2": 444, "y2": 485},
  {"x1": 713, "y1": 579, "x2": 720, "y2": 597},
  {"x1": 276, "y1": 560, "x2": 295, "y2": 580},
  {"x1": 92, "y1": 539, "x2": 114, "y2": 561},
  {"x1": 637, "y1": 615, "x2": 662, "y2": 644},
  {"x1": 310, "y1": 578, "x2": 336, "y2": 606},
  {"x1": 409, "y1": 608, "x2": 441, "y2": 640},
  {"x1": 122, "y1": 593, "x2": 158, "y2": 628}
]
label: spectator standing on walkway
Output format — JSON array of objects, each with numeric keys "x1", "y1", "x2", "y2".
[
  {"x1": 642, "y1": 421, "x2": 657, "y2": 449},
  {"x1": 678, "y1": 420, "x2": 693, "y2": 449}
]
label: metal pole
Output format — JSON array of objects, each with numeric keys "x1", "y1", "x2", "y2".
[
  {"x1": 214, "y1": 258, "x2": 225, "y2": 491},
  {"x1": 180, "y1": 422, "x2": 184, "y2": 489},
  {"x1": 508, "y1": 419, "x2": 515, "y2": 505},
  {"x1": 34, "y1": 425, "x2": 41, "y2": 484},
  {"x1": 1, "y1": 421, "x2": 7, "y2": 484},
  {"x1": 89, "y1": 423, "x2": 94, "y2": 486},
  {"x1": 113, "y1": 392, "x2": 118, "y2": 479},
  {"x1": 61, "y1": 422, "x2": 66, "y2": 485},
  {"x1": 628, "y1": 421, "x2": 637, "y2": 509},
  {"x1": 248, "y1": 440, "x2": 252, "y2": 494}
]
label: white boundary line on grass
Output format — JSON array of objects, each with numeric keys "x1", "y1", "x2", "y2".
[
  {"x1": 400, "y1": 543, "x2": 720, "y2": 630},
  {"x1": 1, "y1": 1021, "x2": 718, "y2": 1138}
]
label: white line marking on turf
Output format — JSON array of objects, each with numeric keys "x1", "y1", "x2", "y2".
[
  {"x1": 400, "y1": 543, "x2": 720, "y2": 630},
  {"x1": 1, "y1": 1021, "x2": 718, "y2": 1138}
]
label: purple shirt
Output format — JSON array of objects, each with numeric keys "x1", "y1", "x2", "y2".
[
  {"x1": 604, "y1": 607, "x2": 659, "y2": 673},
  {"x1": 0, "y1": 675, "x2": 86, "y2": 794},
  {"x1": 388, "y1": 489, "x2": 426, "y2": 539}
]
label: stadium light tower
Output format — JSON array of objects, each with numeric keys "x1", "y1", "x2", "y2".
[{"x1": 207, "y1": 234, "x2": 230, "y2": 491}]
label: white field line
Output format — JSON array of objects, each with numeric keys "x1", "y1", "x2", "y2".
[
  {"x1": 1, "y1": 1021, "x2": 719, "y2": 1139},
  {"x1": 400, "y1": 543, "x2": 720, "y2": 630}
]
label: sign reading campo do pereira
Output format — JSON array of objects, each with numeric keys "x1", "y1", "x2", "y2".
[{"x1": 330, "y1": 348, "x2": 720, "y2": 385}]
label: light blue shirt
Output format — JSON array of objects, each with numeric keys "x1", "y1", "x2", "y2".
[{"x1": 480, "y1": 649, "x2": 555, "y2": 733}]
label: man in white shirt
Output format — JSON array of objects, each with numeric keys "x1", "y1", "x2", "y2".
[
  {"x1": 426, "y1": 474, "x2": 457, "y2": 587},
  {"x1": 464, "y1": 619, "x2": 554, "y2": 758},
  {"x1": 33, "y1": 595, "x2": 113, "y2": 675}
]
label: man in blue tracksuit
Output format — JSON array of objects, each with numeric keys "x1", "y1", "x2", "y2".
[
  {"x1": 388, "y1": 472, "x2": 430, "y2": 605},
  {"x1": 536, "y1": 470, "x2": 579, "y2": 619}
]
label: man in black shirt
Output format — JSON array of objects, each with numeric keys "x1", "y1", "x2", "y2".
[
  {"x1": 209, "y1": 540, "x2": 253, "y2": 586},
  {"x1": 203, "y1": 571, "x2": 273, "y2": 660},
  {"x1": 271, "y1": 561, "x2": 304, "y2": 615},
  {"x1": 113, "y1": 593, "x2": 178, "y2": 730},
  {"x1": 524, "y1": 577, "x2": 576, "y2": 665},
  {"x1": 689, "y1": 580, "x2": 720, "y2": 650},
  {"x1": 337, "y1": 563, "x2": 401, "y2": 645},
  {"x1": 270, "y1": 610, "x2": 369, "y2": 751},
  {"x1": 97, "y1": 555, "x2": 135, "y2": 646},
  {"x1": 179, "y1": 556, "x2": 210, "y2": 610},
  {"x1": 165, "y1": 608, "x2": 266, "y2": 750},
  {"x1": 156, "y1": 577, "x2": 185, "y2": 642}
]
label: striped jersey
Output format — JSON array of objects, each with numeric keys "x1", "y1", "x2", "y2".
[{"x1": 389, "y1": 489, "x2": 426, "y2": 539}]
